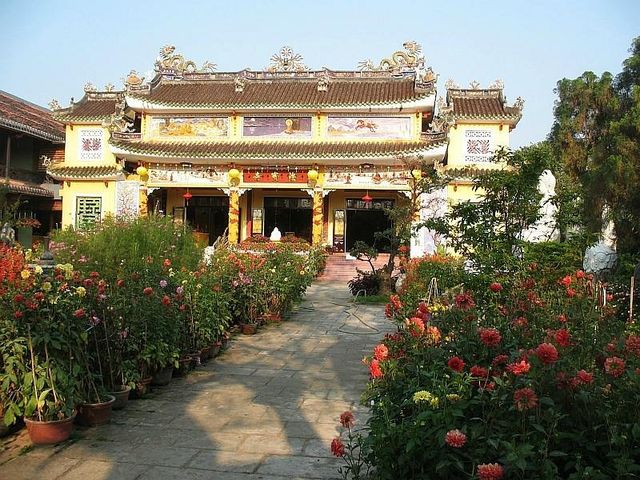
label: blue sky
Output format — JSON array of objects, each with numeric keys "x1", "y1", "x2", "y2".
[{"x1": 1, "y1": 0, "x2": 637, "y2": 148}]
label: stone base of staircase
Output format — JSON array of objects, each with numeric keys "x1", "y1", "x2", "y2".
[{"x1": 317, "y1": 253, "x2": 392, "y2": 282}]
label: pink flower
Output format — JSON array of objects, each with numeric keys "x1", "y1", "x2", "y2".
[
  {"x1": 535, "y1": 343, "x2": 559, "y2": 365},
  {"x1": 478, "y1": 463, "x2": 504, "y2": 480},
  {"x1": 73, "y1": 308, "x2": 85, "y2": 318},
  {"x1": 373, "y1": 344, "x2": 389, "y2": 361},
  {"x1": 444, "y1": 429, "x2": 467, "y2": 448}
]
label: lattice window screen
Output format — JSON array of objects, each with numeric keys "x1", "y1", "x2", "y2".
[{"x1": 76, "y1": 197, "x2": 102, "y2": 228}]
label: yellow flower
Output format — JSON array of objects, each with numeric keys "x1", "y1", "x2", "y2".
[
  {"x1": 20, "y1": 269, "x2": 31, "y2": 279},
  {"x1": 34, "y1": 265, "x2": 43, "y2": 275},
  {"x1": 76, "y1": 286, "x2": 87, "y2": 297},
  {"x1": 25, "y1": 249, "x2": 33, "y2": 261},
  {"x1": 446, "y1": 394, "x2": 461, "y2": 402},
  {"x1": 42, "y1": 282, "x2": 52, "y2": 292},
  {"x1": 413, "y1": 390, "x2": 439, "y2": 408}
]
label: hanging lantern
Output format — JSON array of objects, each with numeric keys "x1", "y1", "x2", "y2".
[
  {"x1": 307, "y1": 168, "x2": 319, "y2": 182},
  {"x1": 183, "y1": 191, "x2": 193, "y2": 201},
  {"x1": 228, "y1": 168, "x2": 241, "y2": 180},
  {"x1": 362, "y1": 192, "x2": 373, "y2": 203},
  {"x1": 411, "y1": 169, "x2": 422, "y2": 181},
  {"x1": 136, "y1": 165, "x2": 148, "y2": 177}
]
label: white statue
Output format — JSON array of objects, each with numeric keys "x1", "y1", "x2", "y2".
[
  {"x1": 522, "y1": 169, "x2": 559, "y2": 242},
  {"x1": 269, "y1": 227, "x2": 282, "y2": 242}
]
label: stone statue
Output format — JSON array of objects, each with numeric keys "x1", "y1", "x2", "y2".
[
  {"x1": 0, "y1": 222, "x2": 16, "y2": 244},
  {"x1": 269, "y1": 227, "x2": 282, "y2": 242},
  {"x1": 522, "y1": 169, "x2": 559, "y2": 242},
  {"x1": 584, "y1": 242, "x2": 617, "y2": 276}
]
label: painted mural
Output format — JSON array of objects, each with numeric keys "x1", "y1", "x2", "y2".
[
  {"x1": 243, "y1": 117, "x2": 312, "y2": 138},
  {"x1": 464, "y1": 129, "x2": 493, "y2": 162},
  {"x1": 149, "y1": 117, "x2": 229, "y2": 138},
  {"x1": 326, "y1": 116, "x2": 412, "y2": 139},
  {"x1": 78, "y1": 129, "x2": 103, "y2": 161},
  {"x1": 115, "y1": 181, "x2": 140, "y2": 217}
]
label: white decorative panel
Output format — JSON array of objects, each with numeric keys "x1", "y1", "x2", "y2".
[
  {"x1": 78, "y1": 129, "x2": 103, "y2": 161},
  {"x1": 464, "y1": 129, "x2": 493, "y2": 163},
  {"x1": 115, "y1": 181, "x2": 140, "y2": 218}
]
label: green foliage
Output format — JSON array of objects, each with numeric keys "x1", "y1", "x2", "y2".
[
  {"x1": 348, "y1": 272, "x2": 383, "y2": 297},
  {"x1": 550, "y1": 37, "x2": 640, "y2": 255}
]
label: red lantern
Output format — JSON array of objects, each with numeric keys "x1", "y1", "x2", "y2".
[
  {"x1": 362, "y1": 192, "x2": 373, "y2": 203},
  {"x1": 183, "y1": 191, "x2": 193, "y2": 201}
]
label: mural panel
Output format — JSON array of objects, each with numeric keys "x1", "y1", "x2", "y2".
[
  {"x1": 78, "y1": 129, "x2": 103, "y2": 161},
  {"x1": 115, "y1": 181, "x2": 140, "y2": 217},
  {"x1": 326, "y1": 116, "x2": 412, "y2": 139},
  {"x1": 149, "y1": 117, "x2": 229, "y2": 138},
  {"x1": 464, "y1": 129, "x2": 493, "y2": 162},
  {"x1": 243, "y1": 117, "x2": 312, "y2": 138}
]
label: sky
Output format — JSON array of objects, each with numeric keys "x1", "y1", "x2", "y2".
[{"x1": 1, "y1": 0, "x2": 637, "y2": 148}]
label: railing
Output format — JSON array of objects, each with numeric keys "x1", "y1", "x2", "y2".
[
  {"x1": 420, "y1": 131, "x2": 448, "y2": 143},
  {"x1": 111, "y1": 132, "x2": 142, "y2": 141}
]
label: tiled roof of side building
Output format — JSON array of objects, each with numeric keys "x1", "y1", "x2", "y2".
[
  {"x1": 446, "y1": 88, "x2": 523, "y2": 122},
  {"x1": 0, "y1": 91, "x2": 65, "y2": 142},
  {"x1": 109, "y1": 138, "x2": 447, "y2": 161},
  {"x1": 53, "y1": 92, "x2": 123, "y2": 123},
  {"x1": 128, "y1": 76, "x2": 430, "y2": 108},
  {"x1": 47, "y1": 164, "x2": 125, "y2": 181}
]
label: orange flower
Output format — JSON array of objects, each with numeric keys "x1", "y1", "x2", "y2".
[
  {"x1": 478, "y1": 463, "x2": 504, "y2": 480},
  {"x1": 514, "y1": 387, "x2": 538, "y2": 411},
  {"x1": 444, "y1": 429, "x2": 467, "y2": 448}
]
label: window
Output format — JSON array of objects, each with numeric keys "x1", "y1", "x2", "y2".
[{"x1": 76, "y1": 197, "x2": 102, "y2": 228}]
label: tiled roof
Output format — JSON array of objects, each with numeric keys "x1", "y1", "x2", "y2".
[
  {"x1": 128, "y1": 77, "x2": 429, "y2": 108},
  {"x1": 447, "y1": 89, "x2": 522, "y2": 121},
  {"x1": 445, "y1": 166, "x2": 500, "y2": 179},
  {"x1": 53, "y1": 92, "x2": 123, "y2": 123},
  {"x1": 110, "y1": 138, "x2": 447, "y2": 161},
  {"x1": 47, "y1": 164, "x2": 125, "y2": 181},
  {"x1": 0, "y1": 91, "x2": 65, "y2": 142},
  {"x1": 2, "y1": 179, "x2": 54, "y2": 197}
]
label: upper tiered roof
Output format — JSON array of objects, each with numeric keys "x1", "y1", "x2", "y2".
[
  {"x1": 51, "y1": 87, "x2": 124, "y2": 123},
  {"x1": 0, "y1": 90, "x2": 65, "y2": 142}
]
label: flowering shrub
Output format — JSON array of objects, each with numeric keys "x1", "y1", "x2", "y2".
[{"x1": 353, "y1": 266, "x2": 640, "y2": 479}]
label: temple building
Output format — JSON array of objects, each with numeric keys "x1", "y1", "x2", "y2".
[{"x1": 48, "y1": 43, "x2": 522, "y2": 253}]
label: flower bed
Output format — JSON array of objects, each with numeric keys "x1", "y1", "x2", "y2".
[
  {"x1": 0, "y1": 216, "x2": 325, "y2": 434},
  {"x1": 334, "y1": 255, "x2": 640, "y2": 479}
]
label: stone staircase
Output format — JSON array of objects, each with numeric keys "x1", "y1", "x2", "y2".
[{"x1": 318, "y1": 253, "x2": 392, "y2": 282}]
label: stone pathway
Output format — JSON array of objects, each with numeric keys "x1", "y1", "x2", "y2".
[{"x1": 1, "y1": 283, "x2": 389, "y2": 479}]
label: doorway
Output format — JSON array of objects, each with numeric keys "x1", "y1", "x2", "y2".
[
  {"x1": 264, "y1": 197, "x2": 312, "y2": 242},
  {"x1": 185, "y1": 196, "x2": 229, "y2": 244},
  {"x1": 345, "y1": 198, "x2": 393, "y2": 252}
]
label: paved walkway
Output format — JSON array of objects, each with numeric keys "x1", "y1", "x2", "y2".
[{"x1": 1, "y1": 283, "x2": 389, "y2": 479}]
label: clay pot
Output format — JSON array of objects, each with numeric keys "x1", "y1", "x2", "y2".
[
  {"x1": 241, "y1": 323, "x2": 257, "y2": 335},
  {"x1": 25, "y1": 413, "x2": 76, "y2": 445},
  {"x1": 131, "y1": 376, "x2": 152, "y2": 399},
  {"x1": 263, "y1": 312, "x2": 283, "y2": 323},
  {"x1": 151, "y1": 366, "x2": 174, "y2": 386},
  {"x1": 188, "y1": 352, "x2": 201, "y2": 368},
  {"x1": 109, "y1": 385, "x2": 131, "y2": 410},
  {"x1": 199, "y1": 347, "x2": 211, "y2": 362},
  {"x1": 76, "y1": 395, "x2": 116, "y2": 427},
  {"x1": 174, "y1": 357, "x2": 191, "y2": 377},
  {"x1": 209, "y1": 343, "x2": 221, "y2": 358}
]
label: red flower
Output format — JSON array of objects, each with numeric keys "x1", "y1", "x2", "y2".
[
  {"x1": 478, "y1": 327, "x2": 502, "y2": 348},
  {"x1": 407, "y1": 317, "x2": 425, "y2": 336},
  {"x1": 373, "y1": 344, "x2": 389, "y2": 361},
  {"x1": 558, "y1": 314, "x2": 567, "y2": 323},
  {"x1": 143, "y1": 287, "x2": 153, "y2": 296},
  {"x1": 625, "y1": 335, "x2": 640, "y2": 357},
  {"x1": 339, "y1": 411, "x2": 355, "y2": 429},
  {"x1": 116, "y1": 279, "x2": 125, "y2": 288},
  {"x1": 514, "y1": 387, "x2": 538, "y2": 411},
  {"x1": 14, "y1": 311, "x2": 23, "y2": 319},
  {"x1": 13, "y1": 294, "x2": 24, "y2": 303},
  {"x1": 574, "y1": 369, "x2": 594, "y2": 385},
  {"x1": 455, "y1": 291, "x2": 475, "y2": 310},
  {"x1": 489, "y1": 282, "x2": 503, "y2": 292},
  {"x1": 444, "y1": 429, "x2": 467, "y2": 448},
  {"x1": 330, "y1": 437, "x2": 345, "y2": 457},
  {"x1": 34, "y1": 292, "x2": 45, "y2": 301},
  {"x1": 576, "y1": 270, "x2": 586, "y2": 279},
  {"x1": 507, "y1": 360, "x2": 531, "y2": 376},
  {"x1": 425, "y1": 325, "x2": 441, "y2": 344},
  {"x1": 478, "y1": 463, "x2": 504, "y2": 480},
  {"x1": 384, "y1": 303, "x2": 393, "y2": 318},
  {"x1": 554, "y1": 329, "x2": 572, "y2": 347},
  {"x1": 535, "y1": 343, "x2": 559, "y2": 365},
  {"x1": 73, "y1": 308, "x2": 85, "y2": 318},
  {"x1": 470, "y1": 365, "x2": 489, "y2": 378},
  {"x1": 163, "y1": 259, "x2": 172, "y2": 267},
  {"x1": 417, "y1": 301, "x2": 429, "y2": 314},
  {"x1": 390, "y1": 294, "x2": 402, "y2": 310},
  {"x1": 604, "y1": 356, "x2": 625, "y2": 378},
  {"x1": 512, "y1": 316, "x2": 528, "y2": 329},
  {"x1": 559, "y1": 275, "x2": 572, "y2": 287},
  {"x1": 369, "y1": 359, "x2": 383, "y2": 379},
  {"x1": 161, "y1": 295, "x2": 171, "y2": 307},
  {"x1": 83, "y1": 278, "x2": 94, "y2": 288},
  {"x1": 492, "y1": 354, "x2": 509, "y2": 369},
  {"x1": 90, "y1": 271, "x2": 100, "y2": 278},
  {"x1": 448, "y1": 356, "x2": 465, "y2": 373},
  {"x1": 566, "y1": 288, "x2": 576, "y2": 298}
]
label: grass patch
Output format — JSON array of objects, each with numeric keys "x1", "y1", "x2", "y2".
[{"x1": 353, "y1": 294, "x2": 388, "y2": 304}]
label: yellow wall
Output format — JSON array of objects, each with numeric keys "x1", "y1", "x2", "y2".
[
  {"x1": 446, "y1": 122, "x2": 510, "y2": 169},
  {"x1": 60, "y1": 181, "x2": 116, "y2": 228},
  {"x1": 63, "y1": 125, "x2": 116, "y2": 166}
]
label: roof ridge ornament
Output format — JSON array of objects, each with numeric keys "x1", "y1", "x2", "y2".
[
  {"x1": 84, "y1": 82, "x2": 97, "y2": 93},
  {"x1": 488, "y1": 79, "x2": 504, "y2": 90},
  {"x1": 317, "y1": 71, "x2": 329, "y2": 92},
  {"x1": 48, "y1": 99, "x2": 62, "y2": 111},
  {"x1": 154, "y1": 45, "x2": 217, "y2": 74},
  {"x1": 469, "y1": 80, "x2": 481, "y2": 90},
  {"x1": 513, "y1": 96, "x2": 525, "y2": 112},
  {"x1": 445, "y1": 79, "x2": 461, "y2": 90},
  {"x1": 268, "y1": 46, "x2": 308, "y2": 73},
  {"x1": 358, "y1": 41, "x2": 424, "y2": 73},
  {"x1": 234, "y1": 75, "x2": 246, "y2": 93}
]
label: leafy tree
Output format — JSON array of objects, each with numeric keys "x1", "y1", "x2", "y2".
[
  {"x1": 550, "y1": 37, "x2": 640, "y2": 254},
  {"x1": 424, "y1": 144, "x2": 551, "y2": 273}
]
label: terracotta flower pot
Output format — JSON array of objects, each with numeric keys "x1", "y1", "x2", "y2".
[
  {"x1": 76, "y1": 395, "x2": 116, "y2": 427},
  {"x1": 199, "y1": 347, "x2": 211, "y2": 362},
  {"x1": 209, "y1": 343, "x2": 221, "y2": 358},
  {"x1": 25, "y1": 413, "x2": 76, "y2": 445},
  {"x1": 241, "y1": 323, "x2": 257, "y2": 335},
  {"x1": 174, "y1": 357, "x2": 191, "y2": 377},
  {"x1": 109, "y1": 385, "x2": 131, "y2": 410},
  {"x1": 131, "y1": 377, "x2": 152, "y2": 399},
  {"x1": 188, "y1": 352, "x2": 201, "y2": 368}
]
